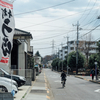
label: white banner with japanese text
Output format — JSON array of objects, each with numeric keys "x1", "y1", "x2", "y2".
[{"x1": 0, "y1": 0, "x2": 15, "y2": 64}]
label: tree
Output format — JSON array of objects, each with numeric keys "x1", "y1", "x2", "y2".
[
  {"x1": 27, "y1": 56, "x2": 34, "y2": 68},
  {"x1": 78, "y1": 33, "x2": 93, "y2": 66},
  {"x1": 88, "y1": 54, "x2": 97, "y2": 69},
  {"x1": 42, "y1": 55, "x2": 52, "y2": 64},
  {"x1": 63, "y1": 55, "x2": 68, "y2": 71},
  {"x1": 96, "y1": 40, "x2": 100, "y2": 68},
  {"x1": 35, "y1": 51, "x2": 41, "y2": 56},
  {"x1": 67, "y1": 51, "x2": 85, "y2": 72},
  {"x1": 58, "y1": 60, "x2": 64, "y2": 71},
  {"x1": 51, "y1": 58, "x2": 60, "y2": 71},
  {"x1": 97, "y1": 40, "x2": 100, "y2": 54}
]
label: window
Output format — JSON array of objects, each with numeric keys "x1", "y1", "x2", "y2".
[
  {"x1": 0, "y1": 70, "x2": 4, "y2": 77},
  {"x1": 70, "y1": 47, "x2": 74, "y2": 50}
]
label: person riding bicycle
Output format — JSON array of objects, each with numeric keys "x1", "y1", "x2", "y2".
[{"x1": 61, "y1": 70, "x2": 66, "y2": 86}]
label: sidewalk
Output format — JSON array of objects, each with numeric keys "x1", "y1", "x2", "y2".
[
  {"x1": 14, "y1": 85, "x2": 31, "y2": 100},
  {"x1": 75, "y1": 75, "x2": 100, "y2": 84},
  {"x1": 14, "y1": 70, "x2": 50, "y2": 100},
  {"x1": 22, "y1": 70, "x2": 50, "y2": 100}
]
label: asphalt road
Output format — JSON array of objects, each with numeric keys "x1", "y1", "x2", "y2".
[{"x1": 44, "y1": 69, "x2": 100, "y2": 100}]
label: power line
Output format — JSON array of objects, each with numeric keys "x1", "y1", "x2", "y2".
[
  {"x1": 80, "y1": 0, "x2": 97, "y2": 24},
  {"x1": 81, "y1": 19, "x2": 97, "y2": 27},
  {"x1": 20, "y1": 8, "x2": 94, "y2": 29},
  {"x1": 80, "y1": 24, "x2": 100, "y2": 39},
  {"x1": 78, "y1": 0, "x2": 92, "y2": 21},
  {"x1": 26, "y1": 28, "x2": 100, "y2": 32},
  {"x1": 33, "y1": 30, "x2": 75, "y2": 41},
  {"x1": 32, "y1": 26, "x2": 100, "y2": 43},
  {"x1": 95, "y1": 37, "x2": 100, "y2": 41},
  {"x1": 33, "y1": 24, "x2": 100, "y2": 51},
  {"x1": 15, "y1": 0, "x2": 75, "y2": 16}
]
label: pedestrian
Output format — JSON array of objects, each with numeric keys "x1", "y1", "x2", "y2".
[
  {"x1": 91, "y1": 68, "x2": 95, "y2": 80},
  {"x1": 97, "y1": 68, "x2": 99, "y2": 80}
]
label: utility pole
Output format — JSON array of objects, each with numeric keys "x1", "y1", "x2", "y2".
[
  {"x1": 51, "y1": 40, "x2": 55, "y2": 71},
  {"x1": 52, "y1": 40, "x2": 55, "y2": 59},
  {"x1": 76, "y1": 21, "x2": 80, "y2": 74},
  {"x1": 67, "y1": 37, "x2": 69, "y2": 75},
  {"x1": 61, "y1": 43, "x2": 63, "y2": 71},
  {"x1": 73, "y1": 21, "x2": 80, "y2": 74},
  {"x1": 58, "y1": 48, "x2": 59, "y2": 71},
  {"x1": 64, "y1": 36, "x2": 69, "y2": 75},
  {"x1": 58, "y1": 48, "x2": 59, "y2": 58}
]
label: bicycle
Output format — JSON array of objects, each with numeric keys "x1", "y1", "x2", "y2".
[{"x1": 61, "y1": 79, "x2": 66, "y2": 88}]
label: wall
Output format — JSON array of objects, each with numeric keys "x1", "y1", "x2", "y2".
[{"x1": 18, "y1": 41, "x2": 27, "y2": 77}]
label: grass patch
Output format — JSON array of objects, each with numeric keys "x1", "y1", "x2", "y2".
[{"x1": 22, "y1": 93, "x2": 27, "y2": 98}]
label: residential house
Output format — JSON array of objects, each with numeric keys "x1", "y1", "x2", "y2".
[{"x1": 11, "y1": 28, "x2": 33, "y2": 77}]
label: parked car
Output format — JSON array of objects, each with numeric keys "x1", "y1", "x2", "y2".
[
  {"x1": 0, "y1": 77, "x2": 18, "y2": 88},
  {"x1": 0, "y1": 81, "x2": 18, "y2": 93},
  {"x1": 34, "y1": 65, "x2": 40, "y2": 76},
  {"x1": 0, "y1": 68, "x2": 26, "y2": 87}
]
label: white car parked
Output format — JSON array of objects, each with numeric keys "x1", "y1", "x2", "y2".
[
  {"x1": 0, "y1": 80, "x2": 18, "y2": 93},
  {"x1": 0, "y1": 77, "x2": 18, "y2": 88}
]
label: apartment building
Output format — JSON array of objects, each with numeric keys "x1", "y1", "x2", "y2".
[{"x1": 58, "y1": 40, "x2": 98, "y2": 60}]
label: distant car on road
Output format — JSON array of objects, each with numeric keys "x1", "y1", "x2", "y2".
[
  {"x1": 0, "y1": 68, "x2": 26, "y2": 87},
  {"x1": 0, "y1": 80, "x2": 18, "y2": 93}
]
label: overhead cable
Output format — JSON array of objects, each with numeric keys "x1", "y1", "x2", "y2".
[
  {"x1": 80, "y1": 24, "x2": 100, "y2": 39},
  {"x1": 20, "y1": 8, "x2": 94, "y2": 29},
  {"x1": 15, "y1": 0, "x2": 75, "y2": 16},
  {"x1": 33, "y1": 30, "x2": 75, "y2": 41}
]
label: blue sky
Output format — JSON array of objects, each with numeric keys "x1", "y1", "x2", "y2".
[{"x1": 12, "y1": 0, "x2": 100, "y2": 57}]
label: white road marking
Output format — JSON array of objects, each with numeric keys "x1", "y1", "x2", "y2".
[
  {"x1": 94, "y1": 89, "x2": 100, "y2": 93},
  {"x1": 54, "y1": 80, "x2": 61, "y2": 82},
  {"x1": 47, "y1": 75, "x2": 60, "y2": 78}
]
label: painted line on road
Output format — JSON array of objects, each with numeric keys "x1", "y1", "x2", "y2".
[
  {"x1": 46, "y1": 95, "x2": 50, "y2": 99},
  {"x1": 47, "y1": 90, "x2": 49, "y2": 94},
  {"x1": 44, "y1": 72, "x2": 50, "y2": 100}
]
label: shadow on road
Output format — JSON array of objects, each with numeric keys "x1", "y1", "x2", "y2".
[{"x1": 56, "y1": 87, "x2": 64, "y2": 89}]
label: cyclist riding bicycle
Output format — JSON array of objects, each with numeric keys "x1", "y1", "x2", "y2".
[{"x1": 61, "y1": 70, "x2": 67, "y2": 87}]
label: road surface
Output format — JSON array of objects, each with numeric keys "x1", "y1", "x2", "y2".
[{"x1": 44, "y1": 69, "x2": 100, "y2": 100}]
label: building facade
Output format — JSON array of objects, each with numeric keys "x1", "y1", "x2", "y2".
[
  {"x1": 58, "y1": 41, "x2": 98, "y2": 60},
  {"x1": 11, "y1": 28, "x2": 33, "y2": 76}
]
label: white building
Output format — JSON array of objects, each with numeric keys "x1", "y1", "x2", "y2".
[
  {"x1": 58, "y1": 41, "x2": 98, "y2": 60},
  {"x1": 34, "y1": 56, "x2": 41, "y2": 65}
]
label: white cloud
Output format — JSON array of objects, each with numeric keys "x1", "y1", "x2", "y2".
[
  {"x1": 17, "y1": 0, "x2": 30, "y2": 3},
  {"x1": 48, "y1": 8, "x2": 76, "y2": 16},
  {"x1": 14, "y1": 0, "x2": 100, "y2": 57}
]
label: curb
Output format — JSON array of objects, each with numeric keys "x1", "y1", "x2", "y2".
[
  {"x1": 21, "y1": 78, "x2": 37, "y2": 100},
  {"x1": 75, "y1": 75, "x2": 100, "y2": 84},
  {"x1": 89, "y1": 80, "x2": 100, "y2": 84}
]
